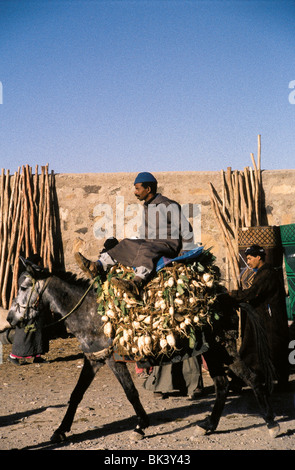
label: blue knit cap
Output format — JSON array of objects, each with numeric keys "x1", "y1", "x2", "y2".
[{"x1": 134, "y1": 172, "x2": 157, "y2": 184}]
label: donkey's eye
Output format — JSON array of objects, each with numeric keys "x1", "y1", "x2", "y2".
[{"x1": 20, "y1": 286, "x2": 27, "y2": 291}]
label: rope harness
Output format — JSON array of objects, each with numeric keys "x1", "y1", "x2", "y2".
[{"x1": 43, "y1": 276, "x2": 98, "y2": 330}]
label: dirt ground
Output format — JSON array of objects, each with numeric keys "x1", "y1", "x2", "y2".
[{"x1": 0, "y1": 336, "x2": 294, "y2": 452}]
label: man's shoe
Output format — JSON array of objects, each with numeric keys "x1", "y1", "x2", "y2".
[
  {"x1": 74, "y1": 252, "x2": 101, "y2": 278},
  {"x1": 111, "y1": 277, "x2": 141, "y2": 298}
]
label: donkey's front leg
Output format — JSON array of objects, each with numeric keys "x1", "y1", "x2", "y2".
[
  {"x1": 194, "y1": 374, "x2": 229, "y2": 436},
  {"x1": 51, "y1": 355, "x2": 102, "y2": 443},
  {"x1": 106, "y1": 357, "x2": 149, "y2": 440}
]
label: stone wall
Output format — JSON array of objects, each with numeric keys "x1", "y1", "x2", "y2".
[{"x1": 54, "y1": 169, "x2": 295, "y2": 279}]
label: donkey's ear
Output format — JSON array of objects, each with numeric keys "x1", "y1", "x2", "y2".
[
  {"x1": 20, "y1": 256, "x2": 31, "y2": 269},
  {"x1": 19, "y1": 256, "x2": 49, "y2": 277}
]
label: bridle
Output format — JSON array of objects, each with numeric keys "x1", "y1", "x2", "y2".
[
  {"x1": 16, "y1": 275, "x2": 52, "y2": 314},
  {"x1": 15, "y1": 275, "x2": 52, "y2": 331},
  {"x1": 16, "y1": 273, "x2": 98, "y2": 332}
]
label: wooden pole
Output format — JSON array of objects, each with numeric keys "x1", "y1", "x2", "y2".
[
  {"x1": 257, "y1": 135, "x2": 262, "y2": 223},
  {"x1": 251, "y1": 152, "x2": 261, "y2": 226},
  {"x1": 232, "y1": 170, "x2": 239, "y2": 249},
  {"x1": 2, "y1": 175, "x2": 22, "y2": 308},
  {"x1": 25, "y1": 164, "x2": 37, "y2": 254},
  {"x1": 10, "y1": 201, "x2": 25, "y2": 306},
  {"x1": 0, "y1": 170, "x2": 10, "y2": 301},
  {"x1": 21, "y1": 166, "x2": 30, "y2": 258},
  {"x1": 44, "y1": 164, "x2": 52, "y2": 270},
  {"x1": 1, "y1": 170, "x2": 19, "y2": 307},
  {"x1": 243, "y1": 166, "x2": 252, "y2": 227},
  {"x1": 226, "y1": 167, "x2": 234, "y2": 225},
  {"x1": 33, "y1": 164, "x2": 38, "y2": 205},
  {"x1": 239, "y1": 172, "x2": 248, "y2": 227},
  {"x1": 0, "y1": 169, "x2": 5, "y2": 246},
  {"x1": 209, "y1": 183, "x2": 240, "y2": 289}
]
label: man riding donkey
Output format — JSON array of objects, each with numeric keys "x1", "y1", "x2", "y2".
[{"x1": 75, "y1": 172, "x2": 195, "y2": 298}]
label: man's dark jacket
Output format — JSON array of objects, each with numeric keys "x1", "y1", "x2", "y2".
[
  {"x1": 230, "y1": 263, "x2": 289, "y2": 385},
  {"x1": 107, "y1": 193, "x2": 193, "y2": 272}
]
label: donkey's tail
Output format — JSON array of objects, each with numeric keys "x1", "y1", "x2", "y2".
[{"x1": 239, "y1": 302, "x2": 276, "y2": 394}]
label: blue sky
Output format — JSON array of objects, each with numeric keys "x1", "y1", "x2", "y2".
[{"x1": 0, "y1": 0, "x2": 294, "y2": 174}]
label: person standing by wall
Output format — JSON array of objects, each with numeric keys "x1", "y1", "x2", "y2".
[{"x1": 229, "y1": 245, "x2": 290, "y2": 391}]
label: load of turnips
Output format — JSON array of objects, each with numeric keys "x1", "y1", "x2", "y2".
[{"x1": 96, "y1": 247, "x2": 222, "y2": 360}]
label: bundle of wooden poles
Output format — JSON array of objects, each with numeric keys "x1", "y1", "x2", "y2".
[
  {"x1": 0, "y1": 164, "x2": 55, "y2": 309},
  {"x1": 209, "y1": 135, "x2": 262, "y2": 290}
]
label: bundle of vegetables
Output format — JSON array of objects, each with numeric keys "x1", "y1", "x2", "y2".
[{"x1": 97, "y1": 249, "x2": 222, "y2": 360}]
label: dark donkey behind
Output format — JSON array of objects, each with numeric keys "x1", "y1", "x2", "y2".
[{"x1": 7, "y1": 258, "x2": 280, "y2": 443}]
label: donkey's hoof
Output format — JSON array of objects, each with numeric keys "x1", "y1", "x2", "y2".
[
  {"x1": 130, "y1": 427, "x2": 145, "y2": 441},
  {"x1": 267, "y1": 423, "x2": 280, "y2": 438},
  {"x1": 193, "y1": 417, "x2": 213, "y2": 437},
  {"x1": 193, "y1": 425, "x2": 208, "y2": 436},
  {"x1": 50, "y1": 430, "x2": 67, "y2": 443}
]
